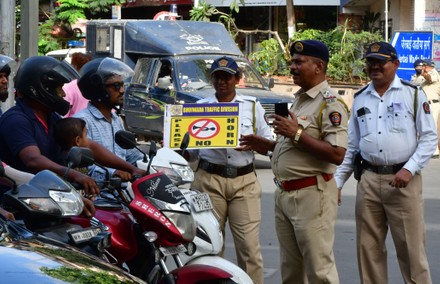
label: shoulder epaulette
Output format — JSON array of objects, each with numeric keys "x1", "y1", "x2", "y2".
[
  {"x1": 241, "y1": 95, "x2": 257, "y2": 102},
  {"x1": 354, "y1": 85, "x2": 369, "y2": 97},
  {"x1": 400, "y1": 79, "x2": 417, "y2": 89}
]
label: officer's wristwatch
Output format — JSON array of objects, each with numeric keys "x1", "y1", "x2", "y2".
[{"x1": 293, "y1": 128, "x2": 303, "y2": 145}]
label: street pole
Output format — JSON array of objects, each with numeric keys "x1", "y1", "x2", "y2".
[
  {"x1": 385, "y1": 0, "x2": 388, "y2": 41},
  {"x1": 21, "y1": 0, "x2": 39, "y2": 61},
  {"x1": 0, "y1": 0, "x2": 16, "y2": 113}
]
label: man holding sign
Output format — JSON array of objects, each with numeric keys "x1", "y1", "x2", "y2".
[{"x1": 187, "y1": 56, "x2": 272, "y2": 284}]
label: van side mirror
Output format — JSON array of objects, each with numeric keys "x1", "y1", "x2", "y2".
[{"x1": 267, "y1": 77, "x2": 275, "y2": 88}]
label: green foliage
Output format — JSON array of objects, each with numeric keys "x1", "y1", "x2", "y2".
[
  {"x1": 249, "y1": 38, "x2": 289, "y2": 76},
  {"x1": 291, "y1": 20, "x2": 383, "y2": 84},
  {"x1": 190, "y1": 1, "x2": 239, "y2": 39},
  {"x1": 37, "y1": 0, "x2": 125, "y2": 55},
  {"x1": 41, "y1": 266, "x2": 136, "y2": 284}
]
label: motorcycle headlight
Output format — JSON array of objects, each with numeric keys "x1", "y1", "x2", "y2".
[
  {"x1": 152, "y1": 163, "x2": 194, "y2": 186},
  {"x1": 162, "y1": 210, "x2": 197, "y2": 242},
  {"x1": 48, "y1": 189, "x2": 84, "y2": 216}
]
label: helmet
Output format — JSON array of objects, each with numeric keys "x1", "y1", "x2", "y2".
[
  {"x1": 14, "y1": 56, "x2": 79, "y2": 116},
  {"x1": 78, "y1": 57, "x2": 134, "y2": 102},
  {"x1": 0, "y1": 55, "x2": 14, "y2": 77}
]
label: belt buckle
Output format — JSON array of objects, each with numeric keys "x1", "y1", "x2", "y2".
[
  {"x1": 224, "y1": 166, "x2": 237, "y2": 178},
  {"x1": 378, "y1": 165, "x2": 393, "y2": 175},
  {"x1": 273, "y1": 178, "x2": 283, "y2": 189}
]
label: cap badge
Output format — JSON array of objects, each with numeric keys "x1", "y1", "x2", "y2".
[
  {"x1": 294, "y1": 42, "x2": 304, "y2": 52},
  {"x1": 218, "y1": 59, "x2": 229, "y2": 67},
  {"x1": 370, "y1": 43, "x2": 381, "y2": 53}
]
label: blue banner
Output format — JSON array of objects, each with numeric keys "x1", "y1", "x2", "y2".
[{"x1": 391, "y1": 31, "x2": 433, "y2": 81}]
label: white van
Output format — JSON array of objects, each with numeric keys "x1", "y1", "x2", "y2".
[{"x1": 45, "y1": 47, "x2": 86, "y2": 64}]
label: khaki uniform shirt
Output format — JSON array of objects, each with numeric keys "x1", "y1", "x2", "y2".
[
  {"x1": 420, "y1": 68, "x2": 440, "y2": 101},
  {"x1": 410, "y1": 74, "x2": 425, "y2": 86},
  {"x1": 271, "y1": 80, "x2": 349, "y2": 181}
]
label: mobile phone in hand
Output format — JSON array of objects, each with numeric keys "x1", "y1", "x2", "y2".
[{"x1": 275, "y1": 103, "x2": 289, "y2": 117}]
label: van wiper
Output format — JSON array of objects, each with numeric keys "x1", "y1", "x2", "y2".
[{"x1": 196, "y1": 83, "x2": 212, "y2": 90}]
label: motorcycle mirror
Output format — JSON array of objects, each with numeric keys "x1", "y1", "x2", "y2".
[
  {"x1": 115, "y1": 130, "x2": 148, "y2": 163},
  {"x1": 180, "y1": 132, "x2": 190, "y2": 151},
  {"x1": 67, "y1": 147, "x2": 95, "y2": 168},
  {"x1": 115, "y1": 130, "x2": 137, "y2": 150}
]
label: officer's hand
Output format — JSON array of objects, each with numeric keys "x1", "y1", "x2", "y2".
[
  {"x1": 81, "y1": 197, "x2": 95, "y2": 218},
  {"x1": 272, "y1": 111, "x2": 298, "y2": 138},
  {"x1": 390, "y1": 168, "x2": 412, "y2": 188},
  {"x1": 238, "y1": 134, "x2": 274, "y2": 155}
]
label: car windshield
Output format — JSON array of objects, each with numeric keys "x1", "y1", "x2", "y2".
[{"x1": 175, "y1": 58, "x2": 267, "y2": 91}]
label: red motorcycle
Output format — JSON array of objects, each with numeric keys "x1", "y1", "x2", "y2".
[{"x1": 66, "y1": 145, "x2": 238, "y2": 284}]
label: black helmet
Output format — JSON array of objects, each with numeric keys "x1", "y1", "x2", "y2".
[
  {"x1": 0, "y1": 55, "x2": 14, "y2": 77},
  {"x1": 78, "y1": 57, "x2": 134, "y2": 102},
  {"x1": 14, "y1": 56, "x2": 79, "y2": 116}
]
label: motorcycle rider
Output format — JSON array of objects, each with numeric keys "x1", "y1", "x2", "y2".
[
  {"x1": 74, "y1": 57, "x2": 144, "y2": 183},
  {"x1": 0, "y1": 56, "x2": 143, "y2": 216},
  {"x1": 0, "y1": 55, "x2": 15, "y2": 116}
]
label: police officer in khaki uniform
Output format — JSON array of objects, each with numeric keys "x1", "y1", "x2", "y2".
[
  {"x1": 240, "y1": 40, "x2": 348, "y2": 284},
  {"x1": 420, "y1": 59, "x2": 440, "y2": 156},
  {"x1": 409, "y1": 59, "x2": 427, "y2": 86},
  {"x1": 189, "y1": 56, "x2": 272, "y2": 284},
  {"x1": 335, "y1": 42, "x2": 436, "y2": 284}
]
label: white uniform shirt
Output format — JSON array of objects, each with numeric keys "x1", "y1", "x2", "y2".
[
  {"x1": 335, "y1": 75, "x2": 438, "y2": 188},
  {"x1": 191, "y1": 92, "x2": 273, "y2": 167}
]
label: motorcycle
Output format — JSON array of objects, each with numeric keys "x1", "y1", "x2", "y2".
[
  {"x1": 0, "y1": 156, "x2": 111, "y2": 259},
  {"x1": 66, "y1": 144, "x2": 243, "y2": 283},
  {"x1": 116, "y1": 130, "x2": 253, "y2": 283}
]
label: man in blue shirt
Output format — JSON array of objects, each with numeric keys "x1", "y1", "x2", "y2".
[{"x1": 74, "y1": 57, "x2": 143, "y2": 182}]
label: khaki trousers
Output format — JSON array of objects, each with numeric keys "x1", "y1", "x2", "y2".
[
  {"x1": 274, "y1": 175, "x2": 339, "y2": 284},
  {"x1": 356, "y1": 170, "x2": 431, "y2": 284},
  {"x1": 193, "y1": 169, "x2": 264, "y2": 284}
]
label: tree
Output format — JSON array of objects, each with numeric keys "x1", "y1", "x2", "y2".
[
  {"x1": 38, "y1": 0, "x2": 125, "y2": 55},
  {"x1": 286, "y1": 0, "x2": 296, "y2": 39}
]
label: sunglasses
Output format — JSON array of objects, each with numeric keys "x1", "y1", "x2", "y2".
[
  {"x1": 366, "y1": 58, "x2": 394, "y2": 67},
  {"x1": 105, "y1": 82, "x2": 125, "y2": 90}
]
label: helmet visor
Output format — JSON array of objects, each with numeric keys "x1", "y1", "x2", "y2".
[
  {"x1": 43, "y1": 60, "x2": 80, "y2": 89},
  {"x1": 0, "y1": 55, "x2": 15, "y2": 75},
  {"x1": 97, "y1": 58, "x2": 134, "y2": 84}
]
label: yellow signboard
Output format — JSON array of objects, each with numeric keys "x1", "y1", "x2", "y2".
[{"x1": 163, "y1": 103, "x2": 241, "y2": 149}]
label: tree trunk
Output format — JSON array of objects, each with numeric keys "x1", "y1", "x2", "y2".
[{"x1": 286, "y1": 0, "x2": 296, "y2": 40}]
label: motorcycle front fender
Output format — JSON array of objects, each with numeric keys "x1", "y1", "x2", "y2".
[
  {"x1": 167, "y1": 263, "x2": 233, "y2": 284},
  {"x1": 186, "y1": 256, "x2": 253, "y2": 284}
]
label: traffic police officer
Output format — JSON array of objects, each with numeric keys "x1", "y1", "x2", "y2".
[
  {"x1": 240, "y1": 40, "x2": 348, "y2": 284},
  {"x1": 410, "y1": 58, "x2": 426, "y2": 86},
  {"x1": 189, "y1": 56, "x2": 272, "y2": 284},
  {"x1": 335, "y1": 42, "x2": 437, "y2": 284}
]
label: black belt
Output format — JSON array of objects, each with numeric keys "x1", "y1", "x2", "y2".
[
  {"x1": 429, "y1": 99, "x2": 439, "y2": 104},
  {"x1": 363, "y1": 160, "x2": 407, "y2": 175},
  {"x1": 198, "y1": 159, "x2": 254, "y2": 178}
]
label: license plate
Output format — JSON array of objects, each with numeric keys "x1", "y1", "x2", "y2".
[
  {"x1": 190, "y1": 192, "x2": 213, "y2": 212},
  {"x1": 69, "y1": 227, "x2": 101, "y2": 244},
  {"x1": 159, "y1": 244, "x2": 187, "y2": 256}
]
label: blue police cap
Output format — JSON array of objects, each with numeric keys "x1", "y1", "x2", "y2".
[
  {"x1": 414, "y1": 59, "x2": 426, "y2": 68},
  {"x1": 210, "y1": 56, "x2": 239, "y2": 75},
  {"x1": 365, "y1": 42, "x2": 398, "y2": 60},
  {"x1": 424, "y1": 59, "x2": 436, "y2": 67},
  {"x1": 290, "y1": 40, "x2": 329, "y2": 63}
]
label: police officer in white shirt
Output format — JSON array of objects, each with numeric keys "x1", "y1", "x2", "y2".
[
  {"x1": 335, "y1": 42, "x2": 437, "y2": 284},
  {"x1": 188, "y1": 56, "x2": 272, "y2": 284}
]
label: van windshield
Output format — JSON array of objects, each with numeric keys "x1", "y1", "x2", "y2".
[{"x1": 175, "y1": 58, "x2": 267, "y2": 91}]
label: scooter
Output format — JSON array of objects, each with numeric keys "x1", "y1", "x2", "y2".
[
  {"x1": 66, "y1": 145, "x2": 242, "y2": 283},
  {"x1": 116, "y1": 130, "x2": 253, "y2": 283},
  {"x1": 0, "y1": 154, "x2": 111, "y2": 259}
]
